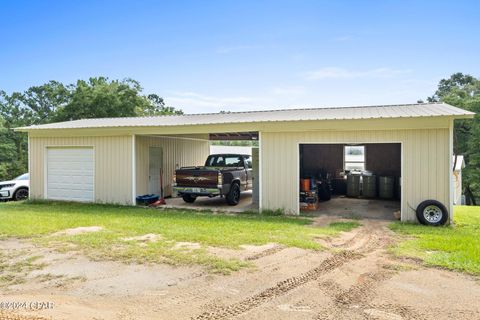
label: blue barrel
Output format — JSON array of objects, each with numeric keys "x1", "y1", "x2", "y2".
[{"x1": 136, "y1": 194, "x2": 159, "y2": 205}]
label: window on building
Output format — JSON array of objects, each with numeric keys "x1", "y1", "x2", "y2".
[{"x1": 344, "y1": 145, "x2": 365, "y2": 171}]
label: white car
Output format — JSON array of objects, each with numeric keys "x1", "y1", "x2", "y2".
[{"x1": 0, "y1": 173, "x2": 29, "y2": 201}]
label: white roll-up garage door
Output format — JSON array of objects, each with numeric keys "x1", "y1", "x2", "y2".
[{"x1": 46, "y1": 147, "x2": 94, "y2": 202}]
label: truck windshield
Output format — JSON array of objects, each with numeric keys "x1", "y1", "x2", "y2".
[{"x1": 206, "y1": 155, "x2": 244, "y2": 167}]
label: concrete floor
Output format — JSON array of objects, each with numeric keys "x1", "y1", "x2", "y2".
[
  {"x1": 303, "y1": 196, "x2": 401, "y2": 220},
  {"x1": 163, "y1": 192, "x2": 399, "y2": 220},
  {"x1": 164, "y1": 190, "x2": 257, "y2": 213}
]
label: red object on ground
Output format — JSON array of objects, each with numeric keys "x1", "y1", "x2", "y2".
[
  {"x1": 300, "y1": 179, "x2": 310, "y2": 192},
  {"x1": 149, "y1": 199, "x2": 165, "y2": 207},
  {"x1": 149, "y1": 168, "x2": 166, "y2": 207}
]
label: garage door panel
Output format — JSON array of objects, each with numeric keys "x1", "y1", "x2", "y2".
[
  {"x1": 48, "y1": 180, "x2": 93, "y2": 190},
  {"x1": 47, "y1": 168, "x2": 94, "y2": 178},
  {"x1": 49, "y1": 162, "x2": 94, "y2": 170},
  {"x1": 48, "y1": 148, "x2": 93, "y2": 158},
  {"x1": 50, "y1": 189, "x2": 94, "y2": 197},
  {"x1": 46, "y1": 148, "x2": 94, "y2": 202},
  {"x1": 50, "y1": 190, "x2": 94, "y2": 202}
]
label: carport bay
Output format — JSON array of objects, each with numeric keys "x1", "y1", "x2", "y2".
[
  {"x1": 298, "y1": 142, "x2": 402, "y2": 220},
  {"x1": 135, "y1": 132, "x2": 259, "y2": 210}
]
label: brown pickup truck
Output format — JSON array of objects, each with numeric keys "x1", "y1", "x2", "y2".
[{"x1": 173, "y1": 154, "x2": 253, "y2": 205}]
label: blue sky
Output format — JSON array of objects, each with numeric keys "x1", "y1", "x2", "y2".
[{"x1": 1, "y1": 0, "x2": 479, "y2": 113}]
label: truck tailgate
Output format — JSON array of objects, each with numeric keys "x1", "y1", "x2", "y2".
[{"x1": 176, "y1": 168, "x2": 218, "y2": 188}]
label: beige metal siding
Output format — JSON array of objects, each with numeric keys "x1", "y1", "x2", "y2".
[
  {"x1": 260, "y1": 129, "x2": 451, "y2": 222},
  {"x1": 135, "y1": 135, "x2": 210, "y2": 197},
  {"x1": 29, "y1": 136, "x2": 133, "y2": 204}
]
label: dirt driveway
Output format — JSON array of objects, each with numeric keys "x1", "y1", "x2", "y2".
[{"x1": 2, "y1": 218, "x2": 480, "y2": 320}]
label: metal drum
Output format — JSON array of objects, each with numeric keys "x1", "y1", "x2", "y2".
[
  {"x1": 379, "y1": 176, "x2": 394, "y2": 199},
  {"x1": 346, "y1": 174, "x2": 361, "y2": 197},
  {"x1": 362, "y1": 175, "x2": 377, "y2": 198},
  {"x1": 395, "y1": 177, "x2": 401, "y2": 200}
]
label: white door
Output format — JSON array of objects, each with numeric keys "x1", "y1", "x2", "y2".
[
  {"x1": 148, "y1": 147, "x2": 163, "y2": 196},
  {"x1": 46, "y1": 147, "x2": 94, "y2": 202}
]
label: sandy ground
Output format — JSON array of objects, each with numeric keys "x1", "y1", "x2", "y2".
[{"x1": 1, "y1": 218, "x2": 480, "y2": 320}]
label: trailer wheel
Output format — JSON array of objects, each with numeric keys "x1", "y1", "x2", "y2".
[
  {"x1": 416, "y1": 200, "x2": 448, "y2": 226},
  {"x1": 182, "y1": 194, "x2": 196, "y2": 203}
]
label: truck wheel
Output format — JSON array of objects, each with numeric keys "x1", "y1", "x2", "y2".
[
  {"x1": 226, "y1": 183, "x2": 241, "y2": 206},
  {"x1": 13, "y1": 188, "x2": 29, "y2": 201},
  {"x1": 416, "y1": 200, "x2": 448, "y2": 226},
  {"x1": 182, "y1": 194, "x2": 196, "y2": 203}
]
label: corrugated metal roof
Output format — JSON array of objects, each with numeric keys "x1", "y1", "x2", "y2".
[{"x1": 16, "y1": 103, "x2": 474, "y2": 131}]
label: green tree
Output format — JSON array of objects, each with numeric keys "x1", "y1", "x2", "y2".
[
  {"x1": 138, "y1": 94, "x2": 184, "y2": 116},
  {"x1": 20, "y1": 81, "x2": 70, "y2": 124},
  {"x1": 427, "y1": 73, "x2": 480, "y2": 204},
  {"x1": 0, "y1": 91, "x2": 29, "y2": 179},
  {"x1": 0, "y1": 82, "x2": 72, "y2": 180},
  {"x1": 0, "y1": 116, "x2": 19, "y2": 179},
  {"x1": 55, "y1": 77, "x2": 150, "y2": 121},
  {"x1": 428, "y1": 73, "x2": 477, "y2": 102}
]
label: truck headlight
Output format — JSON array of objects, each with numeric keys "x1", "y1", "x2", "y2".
[{"x1": 218, "y1": 172, "x2": 223, "y2": 186}]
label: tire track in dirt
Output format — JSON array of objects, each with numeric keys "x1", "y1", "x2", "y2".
[
  {"x1": 245, "y1": 245, "x2": 285, "y2": 261},
  {"x1": 152, "y1": 245, "x2": 295, "y2": 314},
  {"x1": 154, "y1": 245, "x2": 289, "y2": 312},
  {"x1": 313, "y1": 302, "x2": 421, "y2": 320},
  {"x1": 316, "y1": 221, "x2": 424, "y2": 320},
  {"x1": 334, "y1": 221, "x2": 394, "y2": 254},
  {"x1": 192, "y1": 220, "x2": 391, "y2": 320},
  {"x1": 318, "y1": 270, "x2": 397, "y2": 306},
  {"x1": 335, "y1": 271, "x2": 394, "y2": 306},
  {"x1": 192, "y1": 250, "x2": 363, "y2": 320},
  {"x1": 316, "y1": 268, "x2": 423, "y2": 320}
]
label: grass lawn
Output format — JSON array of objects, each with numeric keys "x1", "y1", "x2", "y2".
[
  {"x1": 0, "y1": 201, "x2": 359, "y2": 274},
  {"x1": 390, "y1": 206, "x2": 480, "y2": 275}
]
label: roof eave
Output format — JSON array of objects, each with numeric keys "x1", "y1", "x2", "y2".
[
  {"x1": 13, "y1": 127, "x2": 31, "y2": 132},
  {"x1": 452, "y1": 113, "x2": 475, "y2": 120},
  {"x1": 13, "y1": 112, "x2": 476, "y2": 132}
]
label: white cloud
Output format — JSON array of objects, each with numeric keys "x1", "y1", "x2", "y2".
[
  {"x1": 165, "y1": 91, "x2": 262, "y2": 113},
  {"x1": 304, "y1": 67, "x2": 413, "y2": 80},
  {"x1": 270, "y1": 85, "x2": 306, "y2": 95}
]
